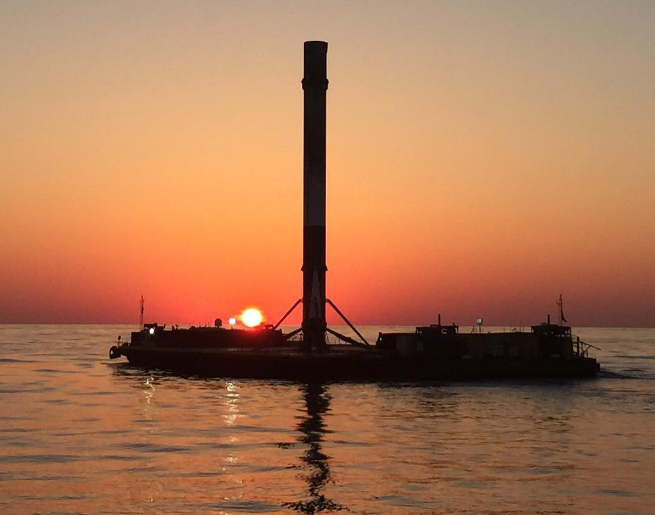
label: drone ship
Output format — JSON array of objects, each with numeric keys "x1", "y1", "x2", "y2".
[{"x1": 109, "y1": 41, "x2": 600, "y2": 381}]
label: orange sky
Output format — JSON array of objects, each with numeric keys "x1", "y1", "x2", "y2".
[{"x1": 1, "y1": 1, "x2": 654, "y2": 327}]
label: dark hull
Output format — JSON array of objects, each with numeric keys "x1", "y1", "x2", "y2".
[{"x1": 117, "y1": 346, "x2": 600, "y2": 382}]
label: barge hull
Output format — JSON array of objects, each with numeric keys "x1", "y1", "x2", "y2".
[{"x1": 118, "y1": 347, "x2": 600, "y2": 382}]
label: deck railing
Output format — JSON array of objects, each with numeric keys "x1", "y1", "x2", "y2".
[{"x1": 573, "y1": 335, "x2": 600, "y2": 358}]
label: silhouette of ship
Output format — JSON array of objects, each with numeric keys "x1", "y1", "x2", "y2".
[
  {"x1": 108, "y1": 41, "x2": 600, "y2": 381},
  {"x1": 109, "y1": 315, "x2": 599, "y2": 381}
]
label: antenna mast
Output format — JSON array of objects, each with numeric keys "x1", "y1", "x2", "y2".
[
  {"x1": 557, "y1": 294, "x2": 567, "y2": 326},
  {"x1": 140, "y1": 295, "x2": 144, "y2": 329}
]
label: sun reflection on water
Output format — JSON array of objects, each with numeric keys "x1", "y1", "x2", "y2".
[{"x1": 223, "y1": 380, "x2": 240, "y2": 427}]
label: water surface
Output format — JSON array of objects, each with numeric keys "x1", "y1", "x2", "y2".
[{"x1": 1, "y1": 325, "x2": 653, "y2": 514}]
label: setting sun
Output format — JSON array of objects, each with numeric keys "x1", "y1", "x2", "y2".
[{"x1": 241, "y1": 308, "x2": 263, "y2": 328}]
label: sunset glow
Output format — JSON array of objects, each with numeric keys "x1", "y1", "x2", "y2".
[
  {"x1": 0, "y1": 1, "x2": 653, "y2": 327},
  {"x1": 241, "y1": 308, "x2": 263, "y2": 328}
]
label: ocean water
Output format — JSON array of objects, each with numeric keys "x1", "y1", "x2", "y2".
[{"x1": 0, "y1": 325, "x2": 653, "y2": 515}]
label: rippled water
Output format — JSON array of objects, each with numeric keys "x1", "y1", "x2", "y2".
[{"x1": 1, "y1": 325, "x2": 654, "y2": 514}]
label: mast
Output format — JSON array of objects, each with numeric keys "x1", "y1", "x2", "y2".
[
  {"x1": 557, "y1": 294, "x2": 567, "y2": 326},
  {"x1": 140, "y1": 295, "x2": 144, "y2": 329}
]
